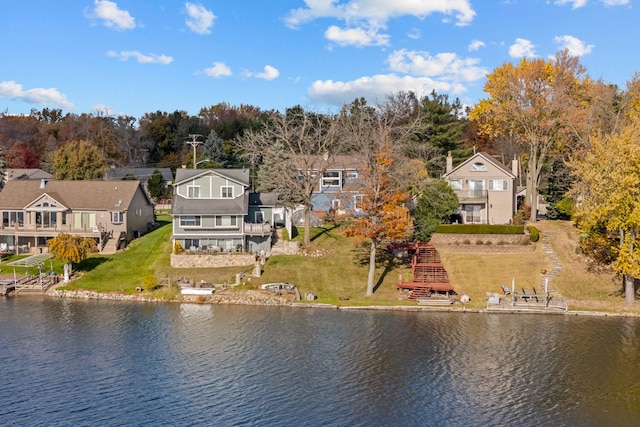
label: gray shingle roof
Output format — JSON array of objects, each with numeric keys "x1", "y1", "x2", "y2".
[
  {"x1": 105, "y1": 167, "x2": 174, "y2": 182},
  {"x1": 0, "y1": 180, "x2": 148, "y2": 210},
  {"x1": 172, "y1": 192, "x2": 249, "y2": 215},
  {"x1": 174, "y1": 168, "x2": 250, "y2": 186}
]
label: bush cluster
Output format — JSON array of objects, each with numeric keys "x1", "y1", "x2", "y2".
[{"x1": 435, "y1": 224, "x2": 525, "y2": 235}]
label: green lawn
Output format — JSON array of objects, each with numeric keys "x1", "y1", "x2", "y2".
[{"x1": 55, "y1": 216, "x2": 635, "y2": 312}]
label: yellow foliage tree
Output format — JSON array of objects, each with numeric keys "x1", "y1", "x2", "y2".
[
  {"x1": 47, "y1": 233, "x2": 97, "y2": 282},
  {"x1": 570, "y1": 117, "x2": 640, "y2": 305},
  {"x1": 471, "y1": 51, "x2": 590, "y2": 222}
]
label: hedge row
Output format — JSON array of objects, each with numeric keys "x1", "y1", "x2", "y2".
[{"x1": 434, "y1": 224, "x2": 525, "y2": 235}]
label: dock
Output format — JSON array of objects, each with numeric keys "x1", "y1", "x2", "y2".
[{"x1": 0, "y1": 280, "x2": 16, "y2": 296}]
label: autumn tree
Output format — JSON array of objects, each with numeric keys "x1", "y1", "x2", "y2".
[
  {"x1": 47, "y1": 233, "x2": 96, "y2": 283},
  {"x1": 6, "y1": 141, "x2": 39, "y2": 168},
  {"x1": 471, "y1": 51, "x2": 590, "y2": 222},
  {"x1": 52, "y1": 139, "x2": 105, "y2": 180},
  {"x1": 340, "y1": 94, "x2": 420, "y2": 296},
  {"x1": 236, "y1": 106, "x2": 341, "y2": 245},
  {"x1": 569, "y1": 117, "x2": 640, "y2": 306}
]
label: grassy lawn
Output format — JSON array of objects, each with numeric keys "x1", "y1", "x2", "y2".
[{"x1": 55, "y1": 215, "x2": 636, "y2": 312}]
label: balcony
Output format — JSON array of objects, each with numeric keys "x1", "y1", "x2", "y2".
[
  {"x1": 244, "y1": 223, "x2": 272, "y2": 236},
  {"x1": 0, "y1": 223, "x2": 102, "y2": 237},
  {"x1": 454, "y1": 189, "x2": 488, "y2": 203}
]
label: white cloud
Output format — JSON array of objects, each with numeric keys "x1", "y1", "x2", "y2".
[
  {"x1": 554, "y1": 0, "x2": 588, "y2": 8},
  {"x1": 407, "y1": 28, "x2": 421, "y2": 40},
  {"x1": 554, "y1": 0, "x2": 628, "y2": 7},
  {"x1": 308, "y1": 74, "x2": 466, "y2": 107},
  {"x1": 325, "y1": 25, "x2": 390, "y2": 47},
  {"x1": 509, "y1": 38, "x2": 536, "y2": 58},
  {"x1": 185, "y1": 2, "x2": 216, "y2": 34},
  {"x1": 554, "y1": 35, "x2": 594, "y2": 56},
  {"x1": 107, "y1": 50, "x2": 173, "y2": 64},
  {"x1": 286, "y1": 0, "x2": 476, "y2": 28},
  {"x1": 468, "y1": 39, "x2": 485, "y2": 51},
  {"x1": 203, "y1": 62, "x2": 232, "y2": 77},
  {"x1": 387, "y1": 49, "x2": 487, "y2": 82},
  {"x1": 285, "y1": 1, "x2": 475, "y2": 46},
  {"x1": 254, "y1": 65, "x2": 280, "y2": 80},
  {"x1": 602, "y1": 0, "x2": 630, "y2": 5},
  {"x1": 88, "y1": 0, "x2": 136, "y2": 31},
  {"x1": 0, "y1": 81, "x2": 74, "y2": 109}
]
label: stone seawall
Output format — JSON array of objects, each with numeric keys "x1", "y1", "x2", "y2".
[
  {"x1": 51, "y1": 288, "x2": 294, "y2": 306},
  {"x1": 170, "y1": 253, "x2": 255, "y2": 268}
]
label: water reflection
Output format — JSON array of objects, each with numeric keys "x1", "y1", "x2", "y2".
[{"x1": 1, "y1": 297, "x2": 640, "y2": 426}]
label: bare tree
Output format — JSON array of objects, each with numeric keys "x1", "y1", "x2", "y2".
[{"x1": 236, "y1": 107, "x2": 341, "y2": 245}]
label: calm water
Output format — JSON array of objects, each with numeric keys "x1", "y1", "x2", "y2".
[{"x1": 1, "y1": 297, "x2": 640, "y2": 427}]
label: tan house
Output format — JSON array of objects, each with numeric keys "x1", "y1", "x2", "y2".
[
  {"x1": 442, "y1": 152, "x2": 517, "y2": 224},
  {"x1": 0, "y1": 179, "x2": 155, "y2": 254}
]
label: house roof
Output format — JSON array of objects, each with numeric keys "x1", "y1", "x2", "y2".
[
  {"x1": 292, "y1": 154, "x2": 366, "y2": 171},
  {"x1": 105, "y1": 167, "x2": 174, "y2": 183},
  {"x1": 442, "y1": 152, "x2": 516, "y2": 179},
  {"x1": 248, "y1": 192, "x2": 279, "y2": 207},
  {"x1": 0, "y1": 180, "x2": 149, "y2": 210},
  {"x1": 5, "y1": 168, "x2": 53, "y2": 181},
  {"x1": 171, "y1": 192, "x2": 249, "y2": 215},
  {"x1": 174, "y1": 168, "x2": 250, "y2": 186}
]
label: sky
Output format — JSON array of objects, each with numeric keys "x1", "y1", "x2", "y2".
[{"x1": 1, "y1": 0, "x2": 638, "y2": 120}]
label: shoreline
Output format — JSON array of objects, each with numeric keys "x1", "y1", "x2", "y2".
[{"x1": 40, "y1": 287, "x2": 640, "y2": 318}]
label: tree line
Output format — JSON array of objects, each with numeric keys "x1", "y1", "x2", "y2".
[{"x1": 3, "y1": 49, "x2": 640, "y2": 302}]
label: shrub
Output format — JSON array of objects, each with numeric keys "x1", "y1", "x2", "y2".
[
  {"x1": 142, "y1": 275, "x2": 158, "y2": 291},
  {"x1": 527, "y1": 226, "x2": 540, "y2": 242},
  {"x1": 174, "y1": 241, "x2": 183, "y2": 254},
  {"x1": 476, "y1": 240, "x2": 484, "y2": 245},
  {"x1": 435, "y1": 224, "x2": 525, "y2": 235},
  {"x1": 463, "y1": 239, "x2": 471, "y2": 245}
]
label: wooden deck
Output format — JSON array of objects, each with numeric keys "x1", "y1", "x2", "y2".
[{"x1": 394, "y1": 242, "x2": 454, "y2": 300}]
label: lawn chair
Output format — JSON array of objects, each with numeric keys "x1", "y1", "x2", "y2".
[{"x1": 501, "y1": 284, "x2": 511, "y2": 295}]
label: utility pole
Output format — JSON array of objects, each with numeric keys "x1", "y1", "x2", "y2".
[{"x1": 185, "y1": 134, "x2": 203, "y2": 169}]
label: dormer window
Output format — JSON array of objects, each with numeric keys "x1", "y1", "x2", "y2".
[
  {"x1": 188, "y1": 186, "x2": 200, "y2": 198},
  {"x1": 221, "y1": 186, "x2": 233, "y2": 198},
  {"x1": 471, "y1": 162, "x2": 487, "y2": 172}
]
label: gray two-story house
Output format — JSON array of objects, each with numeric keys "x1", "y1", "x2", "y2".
[{"x1": 171, "y1": 168, "x2": 274, "y2": 255}]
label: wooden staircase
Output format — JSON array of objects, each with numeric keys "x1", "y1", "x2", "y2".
[{"x1": 396, "y1": 242, "x2": 454, "y2": 299}]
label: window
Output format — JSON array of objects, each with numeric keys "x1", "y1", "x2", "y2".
[
  {"x1": 221, "y1": 186, "x2": 233, "y2": 198},
  {"x1": 112, "y1": 212, "x2": 124, "y2": 223},
  {"x1": 322, "y1": 171, "x2": 341, "y2": 187},
  {"x1": 255, "y1": 212, "x2": 264, "y2": 223},
  {"x1": 449, "y1": 180, "x2": 462, "y2": 190},
  {"x1": 346, "y1": 170, "x2": 358, "y2": 179},
  {"x1": 180, "y1": 216, "x2": 201, "y2": 227},
  {"x1": 187, "y1": 186, "x2": 200, "y2": 198},
  {"x1": 332, "y1": 199, "x2": 341, "y2": 209},
  {"x1": 489, "y1": 179, "x2": 508, "y2": 191},
  {"x1": 215, "y1": 216, "x2": 237, "y2": 227},
  {"x1": 354, "y1": 194, "x2": 363, "y2": 211},
  {"x1": 470, "y1": 162, "x2": 487, "y2": 171},
  {"x1": 36, "y1": 212, "x2": 57, "y2": 228},
  {"x1": 3, "y1": 211, "x2": 24, "y2": 227}
]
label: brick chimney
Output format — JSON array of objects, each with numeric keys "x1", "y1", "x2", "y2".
[
  {"x1": 512, "y1": 157, "x2": 518, "y2": 177},
  {"x1": 446, "y1": 151, "x2": 453, "y2": 173}
]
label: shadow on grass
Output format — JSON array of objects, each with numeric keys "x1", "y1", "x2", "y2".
[
  {"x1": 310, "y1": 223, "x2": 344, "y2": 242},
  {"x1": 351, "y1": 241, "x2": 403, "y2": 294},
  {"x1": 76, "y1": 256, "x2": 111, "y2": 272},
  {"x1": 373, "y1": 255, "x2": 403, "y2": 294}
]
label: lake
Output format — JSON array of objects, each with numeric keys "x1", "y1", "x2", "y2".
[{"x1": 1, "y1": 296, "x2": 640, "y2": 426}]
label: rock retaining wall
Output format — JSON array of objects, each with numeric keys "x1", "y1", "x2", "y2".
[
  {"x1": 430, "y1": 233, "x2": 534, "y2": 253},
  {"x1": 170, "y1": 253, "x2": 255, "y2": 268},
  {"x1": 51, "y1": 288, "x2": 294, "y2": 306}
]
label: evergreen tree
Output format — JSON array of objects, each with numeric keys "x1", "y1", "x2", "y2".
[{"x1": 412, "y1": 179, "x2": 460, "y2": 241}]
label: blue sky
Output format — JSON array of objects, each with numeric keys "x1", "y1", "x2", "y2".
[{"x1": 1, "y1": 0, "x2": 637, "y2": 119}]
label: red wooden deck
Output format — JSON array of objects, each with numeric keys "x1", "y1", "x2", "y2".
[{"x1": 394, "y1": 242, "x2": 454, "y2": 299}]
